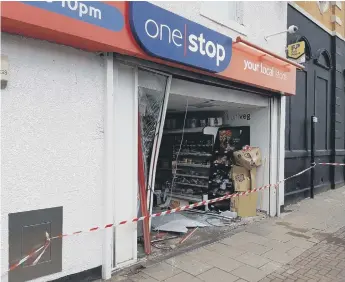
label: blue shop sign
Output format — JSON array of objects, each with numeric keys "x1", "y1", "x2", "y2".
[
  {"x1": 23, "y1": 1, "x2": 124, "y2": 32},
  {"x1": 129, "y1": 2, "x2": 232, "y2": 73}
]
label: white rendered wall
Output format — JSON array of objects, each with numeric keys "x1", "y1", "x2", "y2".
[
  {"x1": 1, "y1": 33, "x2": 105, "y2": 281},
  {"x1": 151, "y1": 1, "x2": 288, "y2": 57}
]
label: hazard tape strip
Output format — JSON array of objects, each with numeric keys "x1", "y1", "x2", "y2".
[
  {"x1": 5, "y1": 164, "x2": 317, "y2": 274},
  {"x1": 7, "y1": 241, "x2": 50, "y2": 273},
  {"x1": 5, "y1": 232, "x2": 51, "y2": 276},
  {"x1": 8, "y1": 245, "x2": 46, "y2": 271},
  {"x1": 319, "y1": 162, "x2": 345, "y2": 166}
]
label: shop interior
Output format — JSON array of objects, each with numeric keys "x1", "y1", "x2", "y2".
[
  {"x1": 156, "y1": 95, "x2": 253, "y2": 207},
  {"x1": 137, "y1": 75, "x2": 270, "y2": 256}
]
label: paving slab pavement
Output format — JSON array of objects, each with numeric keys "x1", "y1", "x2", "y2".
[{"x1": 110, "y1": 186, "x2": 345, "y2": 282}]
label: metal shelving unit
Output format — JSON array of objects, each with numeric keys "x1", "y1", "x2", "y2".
[
  {"x1": 169, "y1": 193, "x2": 203, "y2": 202},
  {"x1": 177, "y1": 163, "x2": 210, "y2": 168},
  {"x1": 174, "y1": 182, "x2": 208, "y2": 188},
  {"x1": 175, "y1": 173, "x2": 209, "y2": 179}
]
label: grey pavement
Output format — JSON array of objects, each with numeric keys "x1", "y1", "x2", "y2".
[{"x1": 111, "y1": 186, "x2": 345, "y2": 282}]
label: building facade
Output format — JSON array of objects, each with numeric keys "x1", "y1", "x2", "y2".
[
  {"x1": 285, "y1": 1, "x2": 345, "y2": 202},
  {"x1": 2, "y1": 2, "x2": 299, "y2": 281}
]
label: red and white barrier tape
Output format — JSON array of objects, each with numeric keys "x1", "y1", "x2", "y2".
[
  {"x1": 4, "y1": 163, "x2": 332, "y2": 274},
  {"x1": 32, "y1": 233, "x2": 51, "y2": 266},
  {"x1": 8, "y1": 245, "x2": 46, "y2": 272},
  {"x1": 6, "y1": 232, "x2": 50, "y2": 275},
  {"x1": 319, "y1": 162, "x2": 345, "y2": 166}
]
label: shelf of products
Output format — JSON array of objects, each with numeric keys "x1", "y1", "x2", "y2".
[
  {"x1": 174, "y1": 182, "x2": 208, "y2": 188},
  {"x1": 155, "y1": 123, "x2": 250, "y2": 205},
  {"x1": 175, "y1": 173, "x2": 209, "y2": 179},
  {"x1": 172, "y1": 134, "x2": 213, "y2": 196},
  {"x1": 175, "y1": 144, "x2": 212, "y2": 148},
  {"x1": 170, "y1": 193, "x2": 203, "y2": 202},
  {"x1": 179, "y1": 152, "x2": 212, "y2": 157},
  {"x1": 164, "y1": 127, "x2": 206, "y2": 135},
  {"x1": 208, "y1": 127, "x2": 250, "y2": 199},
  {"x1": 177, "y1": 163, "x2": 210, "y2": 168},
  {"x1": 215, "y1": 150, "x2": 232, "y2": 154},
  {"x1": 214, "y1": 163, "x2": 230, "y2": 167}
]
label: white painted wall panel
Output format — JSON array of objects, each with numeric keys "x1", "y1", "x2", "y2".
[
  {"x1": 112, "y1": 63, "x2": 138, "y2": 268},
  {"x1": 1, "y1": 33, "x2": 105, "y2": 281}
]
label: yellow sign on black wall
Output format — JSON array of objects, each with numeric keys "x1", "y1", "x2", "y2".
[{"x1": 287, "y1": 41, "x2": 306, "y2": 63}]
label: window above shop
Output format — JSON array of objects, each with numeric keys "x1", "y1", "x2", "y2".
[
  {"x1": 317, "y1": 1, "x2": 330, "y2": 14},
  {"x1": 200, "y1": 1, "x2": 247, "y2": 35}
]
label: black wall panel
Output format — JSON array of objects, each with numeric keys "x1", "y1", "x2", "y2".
[
  {"x1": 284, "y1": 5, "x2": 344, "y2": 202},
  {"x1": 315, "y1": 76, "x2": 328, "y2": 150},
  {"x1": 286, "y1": 71, "x2": 308, "y2": 151}
]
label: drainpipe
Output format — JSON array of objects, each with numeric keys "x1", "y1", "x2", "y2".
[{"x1": 276, "y1": 96, "x2": 285, "y2": 217}]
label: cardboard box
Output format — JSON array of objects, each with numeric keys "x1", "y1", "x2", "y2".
[
  {"x1": 231, "y1": 165, "x2": 251, "y2": 192},
  {"x1": 252, "y1": 148, "x2": 262, "y2": 167},
  {"x1": 231, "y1": 166, "x2": 257, "y2": 191},
  {"x1": 231, "y1": 192, "x2": 258, "y2": 217},
  {"x1": 250, "y1": 167, "x2": 257, "y2": 191},
  {"x1": 169, "y1": 198, "x2": 189, "y2": 209},
  {"x1": 233, "y1": 147, "x2": 262, "y2": 170}
]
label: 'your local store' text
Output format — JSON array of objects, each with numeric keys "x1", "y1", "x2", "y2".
[{"x1": 244, "y1": 59, "x2": 287, "y2": 80}]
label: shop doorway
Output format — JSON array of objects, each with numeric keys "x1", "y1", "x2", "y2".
[
  {"x1": 137, "y1": 75, "x2": 272, "y2": 257},
  {"x1": 111, "y1": 61, "x2": 281, "y2": 269},
  {"x1": 154, "y1": 94, "x2": 269, "y2": 208}
]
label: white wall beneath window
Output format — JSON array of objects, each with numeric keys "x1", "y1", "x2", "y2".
[
  {"x1": 151, "y1": 1, "x2": 288, "y2": 56},
  {"x1": 1, "y1": 33, "x2": 105, "y2": 281}
]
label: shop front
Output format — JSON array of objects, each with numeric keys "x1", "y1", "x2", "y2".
[{"x1": 2, "y1": 1, "x2": 302, "y2": 281}]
